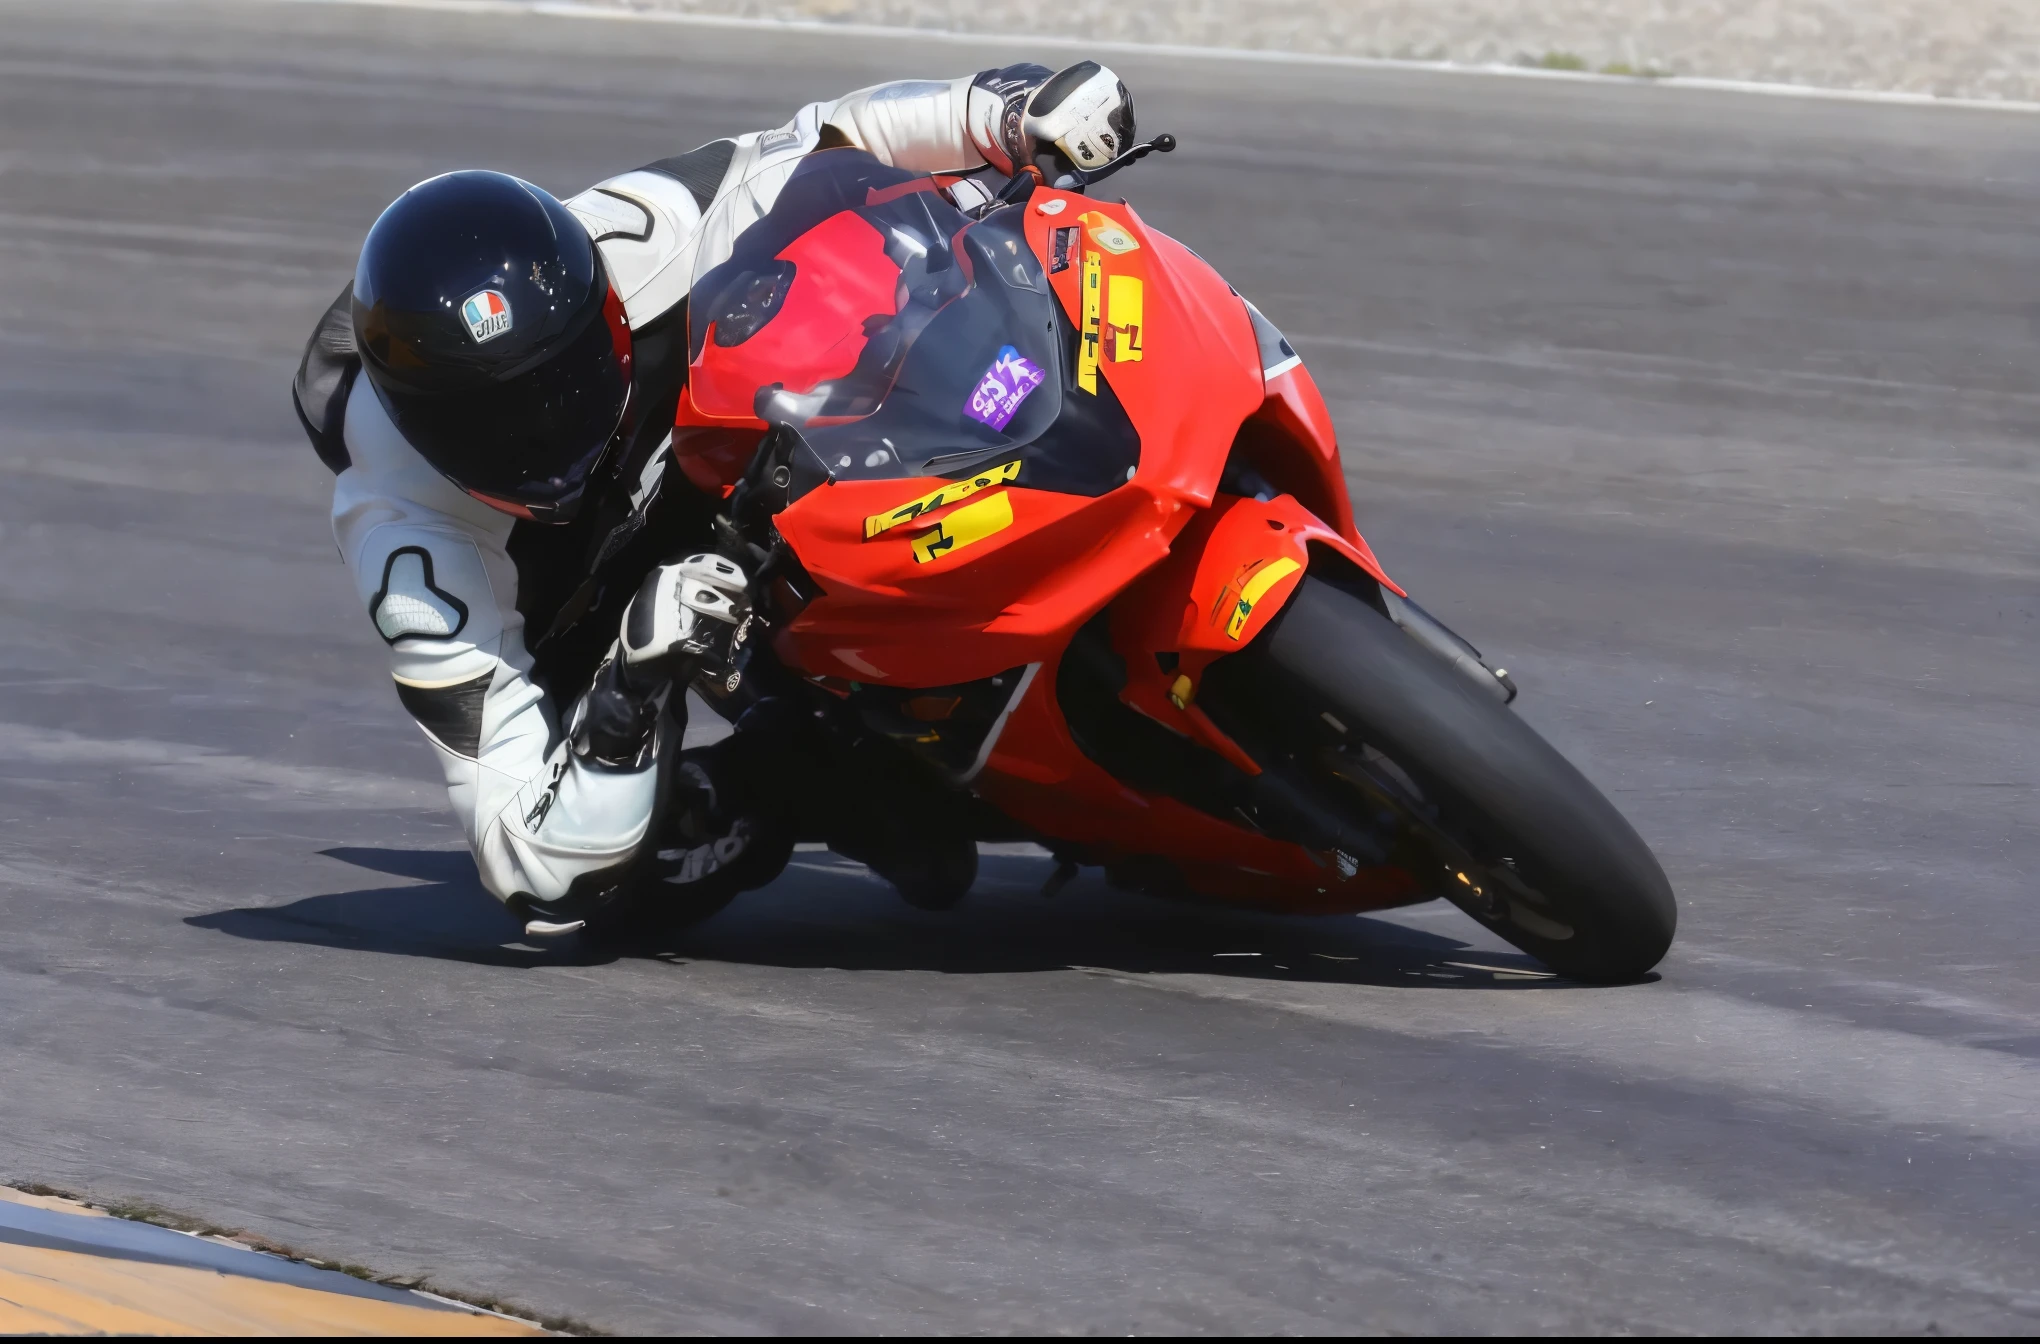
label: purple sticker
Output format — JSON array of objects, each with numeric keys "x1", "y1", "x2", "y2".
[{"x1": 965, "y1": 345, "x2": 1046, "y2": 432}]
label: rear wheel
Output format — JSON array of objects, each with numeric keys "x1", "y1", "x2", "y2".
[{"x1": 1203, "y1": 576, "x2": 1676, "y2": 981}]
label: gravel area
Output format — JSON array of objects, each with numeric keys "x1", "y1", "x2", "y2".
[{"x1": 581, "y1": 0, "x2": 2040, "y2": 104}]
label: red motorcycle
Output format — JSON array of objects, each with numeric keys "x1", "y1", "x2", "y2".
[{"x1": 664, "y1": 142, "x2": 1675, "y2": 981}]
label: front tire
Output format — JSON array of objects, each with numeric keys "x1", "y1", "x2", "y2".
[{"x1": 1204, "y1": 576, "x2": 1676, "y2": 981}]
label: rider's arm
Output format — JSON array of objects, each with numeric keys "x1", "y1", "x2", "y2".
[
  {"x1": 331, "y1": 387, "x2": 663, "y2": 911},
  {"x1": 564, "y1": 64, "x2": 1133, "y2": 330},
  {"x1": 811, "y1": 69, "x2": 1048, "y2": 175}
]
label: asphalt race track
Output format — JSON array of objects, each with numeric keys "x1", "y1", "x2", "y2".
[{"x1": 1, "y1": 0, "x2": 2036, "y2": 1332}]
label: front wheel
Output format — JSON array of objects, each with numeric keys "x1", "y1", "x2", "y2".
[{"x1": 1203, "y1": 576, "x2": 1676, "y2": 981}]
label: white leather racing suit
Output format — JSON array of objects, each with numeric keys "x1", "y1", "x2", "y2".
[{"x1": 324, "y1": 72, "x2": 1055, "y2": 910}]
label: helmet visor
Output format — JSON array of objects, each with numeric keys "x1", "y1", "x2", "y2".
[{"x1": 371, "y1": 288, "x2": 631, "y2": 521}]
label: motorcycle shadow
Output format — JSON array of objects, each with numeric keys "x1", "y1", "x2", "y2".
[
  {"x1": 186, "y1": 846, "x2": 1589, "y2": 989},
  {"x1": 658, "y1": 851, "x2": 1583, "y2": 990}
]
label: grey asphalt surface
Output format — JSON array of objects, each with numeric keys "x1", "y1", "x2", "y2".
[{"x1": 1, "y1": 0, "x2": 2036, "y2": 1333}]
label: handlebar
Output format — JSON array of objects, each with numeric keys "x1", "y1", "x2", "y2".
[{"x1": 994, "y1": 133, "x2": 1179, "y2": 206}]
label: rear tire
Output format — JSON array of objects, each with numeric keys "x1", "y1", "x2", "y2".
[{"x1": 1204, "y1": 576, "x2": 1676, "y2": 981}]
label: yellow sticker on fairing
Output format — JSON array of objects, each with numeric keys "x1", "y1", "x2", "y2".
[
  {"x1": 864, "y1": 460, "x2": 1021, "y2": 539},
  {"x1": 1077, "y1": 252, "x2": 1102, "y2": 394},
  {"x1": 910, "y1": 490, "x2": 1015, "y2": 564},
  {"x1": 1223, "y1": 556, "x2": 1303, "y2": 639},
  {"x1": 1082, "y1": 212, "x2": 1140, "y2": 255},
  {"x1": 1106, "y1": 273, "x2": 1143, "y2": 363}
]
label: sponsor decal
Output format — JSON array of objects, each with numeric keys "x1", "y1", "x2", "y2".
[
  {"x1": 524, "y1": 759, "x2": 568, "y2": 830},
  {"x1": 461, "y1": 289, "x2": 513, "y2": 344},
  {"x1": 910, "y1": 490, "x2": 1015, "y2": 564},
  {"x1": 1077, "y1": 252, "x2": 1103, "y2": 394},
  {"x1": 1220, "y1": 556, "x2": 1303, "y2": 639},
  {"x1": 1082, "y1": 212, "x2": 1140, "y2": 255},
  {"x1": 864, "y1": 460, "x2": 1022, "y2": 539},
  {"x1": 1049, "y1": 225, "x2": 1079, "y2": 274},
  {"x1": 1037, "y1": 198, "x2": 1068, "y2": 216},
  {"x1": 964, "y1": 345, "x2": 1046, "y2": 431},
  {"x1": 1105, "y1": 274, "x2": 1144, "y2": 363}
]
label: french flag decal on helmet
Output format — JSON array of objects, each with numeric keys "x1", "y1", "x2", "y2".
[{"x1": 461, "y1": 289, "x2": 512, "y2": 344}]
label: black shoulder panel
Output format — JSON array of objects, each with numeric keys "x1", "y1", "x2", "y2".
[
  {"x1": 641, "y1": 139, "x2": 737, "y2": 213},
  {"x1": 293, "y1": 282, "x2": 360, "y2": 474},
  {"x1": 394, "y1": 672, "x2": 491, "y2": 759}
]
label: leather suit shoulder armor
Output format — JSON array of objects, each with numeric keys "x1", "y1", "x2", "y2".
[{"x1": 565, "y1": 169, "x2": 704, "y2": 330}]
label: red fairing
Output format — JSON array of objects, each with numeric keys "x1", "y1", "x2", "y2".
[
  {"x1": 687, "y1": 211, "x2": 900, "y2": 421},
  {"x1": 671, "y1": 158, "x2": 1423, "y2": 914},
  {"x1": 1241, "y1": 362, "x2": 1358, "y2": 543}
]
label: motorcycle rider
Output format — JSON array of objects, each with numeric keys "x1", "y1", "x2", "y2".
[{"x1": 293, "y1": 63, "x2": 1137, "y2": 936}]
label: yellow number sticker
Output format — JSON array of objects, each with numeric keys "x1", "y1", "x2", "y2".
[
  {"x1": 864, "y1": 460, "x2": 1021, "y2": 539},
  {"x1": 1106, "y1": 273, "x2": 1143, "y2": 363},
  {"x1": 910, "y1": 490, "x2": 1015, "y2": 565}
]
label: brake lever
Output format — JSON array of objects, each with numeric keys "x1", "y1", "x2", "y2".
[{"x1": 1049, "y1": 133, "x2": 1178, "y2": 193}]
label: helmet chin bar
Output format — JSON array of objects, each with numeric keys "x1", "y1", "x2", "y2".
[
  {"x1": 461, "y1": 375, "x2": 632, "y2": 525},
  {"x1": 465, "y1": 487, "x2": 583, "y2": 523},
  {"x1": 465, "y1": 489, "x2": 541, "y2": 521}
]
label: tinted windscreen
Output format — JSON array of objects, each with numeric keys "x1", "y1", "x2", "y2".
[{"x1": 688, "y1": 149, "x2": 1137, "y2": 496}]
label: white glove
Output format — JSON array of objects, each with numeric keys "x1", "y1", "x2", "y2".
[
  {"x1": 1023, "y1": 61, "x2": 1136, "y2": 172},
  {"x1": 618, "y1": 553, "x2": 748, "y2": 687},
  {"x1": 969, "y1": 61, "x2": 1136, "y2": 177}
]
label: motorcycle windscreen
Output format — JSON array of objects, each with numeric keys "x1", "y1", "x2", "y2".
[{"x1": 687, "y1": 148, "x2": 1128, "y2": 495}]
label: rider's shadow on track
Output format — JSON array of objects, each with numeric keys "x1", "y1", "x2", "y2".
[
  {"x1": 186, "y1": 846, "x2": 547, "y2": 969},
  {"x1": 185, "y1": 846, "x2": 1592, "y2": 989}
]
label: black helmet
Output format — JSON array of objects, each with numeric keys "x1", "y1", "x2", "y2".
[{"x1": 352, "y1": 170, "x2": 631, "y2": 522}]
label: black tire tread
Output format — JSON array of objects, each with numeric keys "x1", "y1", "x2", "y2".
[{"x1": 1208, "y1": 576, "x2": 1676, "y2": 981}]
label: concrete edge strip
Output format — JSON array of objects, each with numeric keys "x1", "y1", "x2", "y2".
[
  {"x1": 0, "y1": 1241, "x2": 548, "y2": 1336},
  {"x1": 0, "y1": 1190, "x2": 551, "y2": 1334},
  {"x1": 271, "y1": 0, "x2": 2040, "y2": 117},
  {"x1": 0, "y1": 1197, "x2": 446, "y2": 1309}
]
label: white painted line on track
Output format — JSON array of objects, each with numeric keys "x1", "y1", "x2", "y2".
[{"x1": 272, "y1": 0, "x2": 2040, "y2": 117}]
